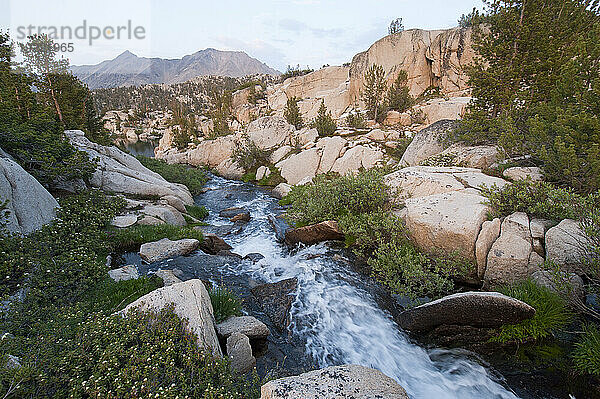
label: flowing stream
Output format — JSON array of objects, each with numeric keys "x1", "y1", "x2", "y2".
[{"x1": 131, "y1": 174, "x2": 524, "y2": 399}]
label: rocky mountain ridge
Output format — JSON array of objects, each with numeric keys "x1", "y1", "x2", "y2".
[{"x1": 72, "y1": 49, "x2": 279, "y2": 89}]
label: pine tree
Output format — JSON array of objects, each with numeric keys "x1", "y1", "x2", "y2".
[
  {"x1": 389, "y1": 18, "x2": 404, "y2": 35},
  {"x1": 386, "y1": 70, "x2": 413, "y2": 113},
  {"x1": 284, "y1": 96, "x2": 303, "y2": 129},
  {"x1": 361, "y1": 64, "x2": 387, "y2": 122},
  {"x1": 460, "y1": 0, "x2": 600, "y2": 192},
  {"x1": 311, "y1": 101, "x2": 337, "y2": 136},
  {"x1": 18, "y1": 34, "x2": 68, "y2": 122}
]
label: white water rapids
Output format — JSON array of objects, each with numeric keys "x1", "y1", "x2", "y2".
[{"x1": 198, "y1": 176, "x2": 520, "y2": 399}]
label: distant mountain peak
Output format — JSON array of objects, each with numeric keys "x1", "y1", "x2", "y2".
[{"x1": 71, "y1": 48, "x2": 279, "y2": 89}]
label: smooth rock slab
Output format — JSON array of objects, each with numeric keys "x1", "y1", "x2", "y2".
[
  {"x1": 120, "y1": 279, "x2": 222, "y2": 357},
  {"x1": 398, "y1": 292, "x2": 535, "y2": 332},
  {"x1": 139, "y1": 238, "x2": 199, "y2": 263},
  {"x1": 260, "y1": 364, "x2": 409, "y2": 399},
  {"x1": 285, "y1": 220, "x2": 344, "y2": 246},
  {"x1": 217, "y1": 316, "x2": 270, "y2": 339}
]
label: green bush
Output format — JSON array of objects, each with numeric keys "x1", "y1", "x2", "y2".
[
  {"x1": 136, "y1": 155, "x2": 208, "y2": 196},
  {"x1": 345, "y1": 110, "x2": 367, "y2": 129},
  {"x1": 493, "y1": 279, "x2": 572, "y2": 344},
  {"x1": 231, "y1": 133, "x2": 270, "y2": 171},
  {"x1": 109, "y1": 224, "x2": 203, "y2": 252},
  {"x1": 283, "y1": 96, "x2": 303, "y2": 129},
  {"x1": 311, "y1": 101, "x2": 337, "y2": 137},
  {"x1": 481, "y1": 179, "x2": 582, "y2": 220},
  {"x1": 0, "y1": 306, "x2": 259, "y2": 398},
  {"x1": 572, "y1": 324, "x2": 600, "y2": 376},
  {"x1": 284, "y1": 169, "x2": 390, "y2": 227},
  {"x1": 209, "y1": 286, "x2": 243, "y2": 323},
  {"x1": 186, "y1": 204, "x2": 209, "y2": 220}
]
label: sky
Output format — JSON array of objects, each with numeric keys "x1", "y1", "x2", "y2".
[{"x1": 1, "y1": 0, "x2": 484, "y2": 71}]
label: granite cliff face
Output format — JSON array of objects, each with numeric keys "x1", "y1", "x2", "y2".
[
  {"x1": 349, "y1": 27, "x2": 474, "y2": 101},
  {"x1": 266, "y1": 27, "x2": 473, "y2": 120}
]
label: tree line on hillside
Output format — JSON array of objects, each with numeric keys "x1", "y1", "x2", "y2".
[{"x1": 0, "y1": 32, "x2": 106, "y2": 189}]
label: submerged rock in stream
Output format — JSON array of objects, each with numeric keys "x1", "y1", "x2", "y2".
[{"x1": 251, "y1": 278, "x2": 298, "y2": 332}]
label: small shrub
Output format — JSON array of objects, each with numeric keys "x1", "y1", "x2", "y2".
[
  {"x1": 493, "y1": 279, "x2": 572, "y2": 344},
  {"x1": 284, "y1": 96, "x2": 303, "y2": 129},
  {"x1": 311, "y1": 101, "x2": 337, "y2": 136},
  {"x1": 209, "y1": 286, "x2": 243, "y2": 323},
  {"x1": 369, "y1": 240, "x2": 454, "y2": 301},
  {"x1": 136, "y1": 156, "x2": 208, "y2": 196},
  {"x1": 232, "y1": 133, "x2": 270, "y2": 171},
  {"x1": 285, "y1": 169, "x2": 390, "y2": 227},
  {"x1": 420, "y1": 152, "x2": 460, "y2": 167},
  {"x1": 481, "y1": 179, "x2": 582, "y2": 220},
  {"x1": 572, "y1": 324, "x2": 600, "y2": 376},
  {"x1": 186, "y1": 204, "x2": 209, "y2": 220},
  {"x1": 345, "y1": 110, "x2": 367, "y2": 129}
]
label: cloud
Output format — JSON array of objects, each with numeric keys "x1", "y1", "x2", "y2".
[{"x1": 278, "y1": 18, "x2": 344, "y2": 37}]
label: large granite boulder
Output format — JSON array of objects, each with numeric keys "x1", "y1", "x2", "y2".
[
  {"x1": 247, "y1": 116, "x2": 295, "y2": 151},
  {"x1": 545, "y1": 219, "x2": 589, "y2": 271},
  {"x1": 330, "y1": 145, "x2": 384, "y2": 176},
  {"x1": 399, "y1": 120, "x2": 457, "y2": 166},
  {"x1": 120, "y1": 279, "x2": 222, "y2": 357},
  {"x1": 66, "y1": 130, "x2": 193, "y2": 205},
  {"x1": 404, "y1": 190, "x2": 490, "y2": 262},
  {"x1": 0, "y1": 155, "x2": 59, "y2": 234},
  {"x1": 276, "y1": 148, "x2": 321, "y2": 185},
  {"x1": 285, "y1": 220, "x2": 344, "y2": 246},
  {"x1": 398, "y1": 292, "x2": 535, "y2": 332},
  {"x1": 139, "y1": 238, "x2": 199, "y2": 263},
  {"x1": 484, "y1": 213, "x2": 535, "y2": 286},
  {"x1": 260, "y1": 365, "x2": 409, "y2": 399}
]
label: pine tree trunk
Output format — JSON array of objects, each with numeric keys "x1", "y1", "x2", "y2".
[{"x1": 46, "y1": 74, "x2": 63, "y2": 123}]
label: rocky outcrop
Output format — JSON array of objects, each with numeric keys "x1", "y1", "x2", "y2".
[
  {"x1": 0, "y1": 155, "x2": 59, "y2": 235},
  {"x1": 349, "y1": 27, "x2": 474, "y2": 103},
  {"x1": 384, "y1": 166, "x2": 506, "y2": 202},
  {"x1": 413, "y1": 97, "x2": 471, "y2": 125},
  {"x1": 66, "y1": 130, "x2": 193, "y2": 205},
  {"x1": 260, "y1": 365, "x2": 409, "y2": 399},
  {"x1": 398, "y1": 292, "x2": 535, "y2": 332},
  {"x1": 216, "y1": 316, "x2": 270, "y2": 340},
  {"x1": 139, "y1": 238, "x2": 200, "y2": 263},
  {"x1": 267, "y1": 66, "x2": 351, "y2": 120},
  {"x1": 285, "y1": 220, "x2": 344, "y2": 246},
  {"x1": 247, "y1": 116, "x2": 295, "y2": 150},
  {"x1": 120, "y1": 279, "x2": 222, "y2": 357}
]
